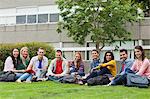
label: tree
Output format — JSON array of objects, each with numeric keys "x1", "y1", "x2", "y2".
[
  {"x1": 56, "y1": 0, "x2": 142, "y2": 52},
  {"x1": 135, "y1": 0, "x2": 150, "y2": 16}
]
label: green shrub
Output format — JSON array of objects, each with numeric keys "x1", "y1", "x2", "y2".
[{"x1": 0, "y1": 42, "x2": 55, "y2": 71}]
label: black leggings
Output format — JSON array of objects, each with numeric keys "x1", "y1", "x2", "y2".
[{"x1": 83, "y1": 67, "x2": 111, "y2": 83}]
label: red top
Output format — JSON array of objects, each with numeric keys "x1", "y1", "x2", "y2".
[
  {"x1": 55, "y1": 60, "x2": 63, "y2": 74},
  {"x1": 26, "y1": 69, "x2": 35, "y2": 75},
  {"x1": 122, "y1": 64, "x2": 125, "y2": 71}
]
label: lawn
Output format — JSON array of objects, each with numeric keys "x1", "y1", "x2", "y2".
[{"x1": 0, "y1": 81, "x2": 150, "y2": 99}]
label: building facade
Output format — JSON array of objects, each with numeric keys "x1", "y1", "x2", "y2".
[{"x1": 0, "y1": 0, "x2": 149, "y2": 61}]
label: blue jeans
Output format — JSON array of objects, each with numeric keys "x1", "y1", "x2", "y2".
[
  {"x1": 18, "y1": 73, "x2": 32, "y2": 82},
  {"x1": 111, "y1": 68, "x2": 135, "y2": 85},
  {"x1": 35, "y1": 69, "x2": 46, "y2": 79},
  {"x1": 48, "y1": 76, "x2": 63, "y2": 82},
  {"x1": 15, "y1": 73, "x2": 24, "y2": 79}
]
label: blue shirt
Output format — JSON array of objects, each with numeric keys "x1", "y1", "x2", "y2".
[
  {"x1": 120, "y1": 59, "x2": 133, "y2": 75},
  {"x1": 90, "y1": 59, "x2": 100, "y2": 70}
]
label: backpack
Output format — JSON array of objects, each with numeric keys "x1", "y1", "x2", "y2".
[
  {"x1": 60, "y1": 75, "x2": 77, "y2": 83},
  {"x1": 126, "y1": 73, "x2": 149, "y2": 88},
  {"x1": 87, "y1": 74, "x2": 110, "y2": 86},
  {"x1": 0, "y1": 71, "x2": 16, "y2": 82}
]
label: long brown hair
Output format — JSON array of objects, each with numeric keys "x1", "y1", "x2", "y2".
[
  {"x1": 134, "y1": 45, "x2": 145, "y2": 61},
  {"x1": 74, "y1": 52, "x2": 83, "y2": 69}
]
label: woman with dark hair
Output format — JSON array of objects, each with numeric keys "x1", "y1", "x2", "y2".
[
  {"x1": 3, "y1": 48, "x2": 21, "y2": 72},
  {"x1": 69, "y1": 52, "x2": 85, "y2": 76},
  {"x1": 79, "y1": 51, "x2": 117, "y2": 84},
  {"x1": 96, "y1": 51, "x2": 116, "y2": 77}
]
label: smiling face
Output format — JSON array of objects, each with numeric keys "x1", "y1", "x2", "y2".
[
  {"x1": 91, "y1": 50, "x2": 99, "y2": 60},
  {"x1": 12, "y1": 49, "x2": 19, "y2": 58},
  {"x1": 105, "y1": 53, "x2": 112, "y2": 62},
  {"x1": 21, "y1": 48, "x2": 28, "y2": 59},
  {"x1": 134, "y1": 48, "x2": 142, "y2": 59},
  {"x1": 120, "y1": 51, "x2": 128, "y2": 61},
  {"x1": 37, "y1": 49, "x2": 45, "y2": 59},
  {"x1": 55, "y1": 51, "x2": 62, "y2": 60}
]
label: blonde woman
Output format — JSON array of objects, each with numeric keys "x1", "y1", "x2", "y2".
[
  {"x1": 20, "y1": 47, "x2": 30, "y2": 69},
  {"x1": 15, "y1": 47, "x2": 30, "y2": 79}
]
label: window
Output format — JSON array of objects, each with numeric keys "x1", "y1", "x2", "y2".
[
  {"x1": 27, "y1": 15, "x2": 36, "y2": 23},
  {"x1": 16, "y1": 15, "x2": 26, "y2": 24},
  {"x1": 143, "y1": 40, "x2": 150, "y2": 45},
  {"x1": 38, "y1": 14, "x2": 48, "y2": 23},
  {"x1": 50, "y1": 13, "x2": 59, "y2": 22}
]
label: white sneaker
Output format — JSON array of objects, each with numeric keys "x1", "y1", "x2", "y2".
[
  {"x1": 16, "y1": 79, "x2": 22, "y2": 83},
  {"x1": 104, "y1": 82, "x2": 112, "y2": 86},
  {"x1": 25, "y1": 81, "x2": 32, "y2": 83},
  {"x1": 43, "y1": 77, "x2": 48, "y2": 81},
  {"x1": 82, "y1": 76, "x2": 87, "y2": 79},
  {"x1": 85, "y1": 83, "x2": 88, "y2": 86},
  {"x1": 77, "y1": 81, "x2": 84, "y2": 85}
]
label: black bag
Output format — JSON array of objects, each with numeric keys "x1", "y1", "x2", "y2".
[
  {"x1": 87, "y1": 75, "x2": 110, "y2": 86},
  {"x1": 60, "y1": 75, "x2": 76, "y2": 83},
  {"x1": 0, "y1": 71, "x2": 16, "y2": 82},
  {"x1": 126, "y1": 73, "x2": 149, "y2": 88}
]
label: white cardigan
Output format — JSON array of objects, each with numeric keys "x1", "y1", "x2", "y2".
[{"x1": 47, "y1": 58, "x2": 68, "y2": 76}]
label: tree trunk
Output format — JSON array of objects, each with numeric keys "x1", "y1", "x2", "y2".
[
  {"x1": 96, "y1": 42, "x2": 100, "y2": 52},
  {"x1": 95, "y1": 42, "x2": 104, "y2": 53}
]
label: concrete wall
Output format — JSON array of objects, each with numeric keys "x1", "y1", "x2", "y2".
[
  {"x1": 0, "y1": 24, "x2": 73, "y2": 43},
  {"x1": 126, "y1": 19, "x2": 150, "y2": 40},
  {"x1": 0, "y1": 0, "x2": 55, "y2": 9},
  {"x1": 0, "y1": 19, "x2": 150, "y2": 43}
]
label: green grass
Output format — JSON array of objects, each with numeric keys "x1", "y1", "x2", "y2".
[{"x1": 0, "y1": 81, "x2": 150, "y2": 99}]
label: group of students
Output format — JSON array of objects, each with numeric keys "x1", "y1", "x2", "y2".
[{"x1": 2, "y1": 45, "x2": 150, "y2": 87}]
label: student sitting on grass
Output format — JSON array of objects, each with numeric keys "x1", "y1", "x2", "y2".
[
  {"x1": 46, "y1": 50, "x2": 68, "y2": 82},
  {"x1": 69, "y1": 52, "x2": 85, "y2": 77},
  {"x1": 83, "y1": 49, "x2": 100, "y2": 78}
]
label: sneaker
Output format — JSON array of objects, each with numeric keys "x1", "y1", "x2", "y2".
[
  {"x1": 37, "y1": 78, "x2": 43, "y2": 81},
  {"x1": 104, "y1": 82, "x2": 112, "y2": 86},
  {"x1": 85, "y1": 83, "x2": 88, "y2": 86},
  {"x1": 43, "y1": 77, "x2": 48, "y2": 81},
  {"x1": 77, "y1": 80, "x2": 84, "y2": 85},
  {"x1": 16, "y1": 79, "x2": 22, "y2": 83},
  {"x1": 25, "y1": 81, "x2": 32, "y2": 83},
  {"x1": 81, "y1": 76, "x2": 87, "y2": 79}
]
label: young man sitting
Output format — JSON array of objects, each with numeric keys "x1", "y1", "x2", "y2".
[{"x1": 46, "y1": 50, "x2": 68, "y2": 82}]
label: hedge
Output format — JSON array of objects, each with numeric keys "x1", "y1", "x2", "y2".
[{"x1": 0, "y1": 42, "x2": 55, "y2": 71}]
